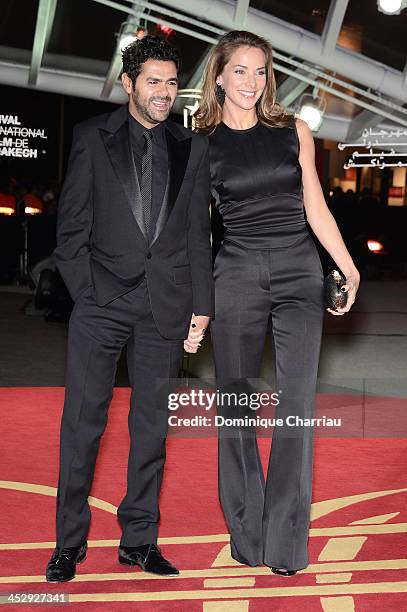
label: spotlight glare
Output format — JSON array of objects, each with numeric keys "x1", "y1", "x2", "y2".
[
  {"x1": 119, "y1": 27, "x2": 145, "y2": 52},
  {"x1": 0, "y1": 194, "x2": 16, "y2": 215},
  {"x1": 299, "y1": 104, "x2": 323, "y2": 131},
  {"x1": 367, "y1": 239, "x2": 385, "y2": 253},
  {"x1": 157, "y1": 23, "x2": 173, "y2": 36},
  {"x1": 25, "y1": 207, "x2": 42, "y2": 215},
  {"x1": 119, "y1": 33, "x2": 138, "y2": 51},
  {"x1": 377, "y1": 0, "x2": 404, "y2": 14}
]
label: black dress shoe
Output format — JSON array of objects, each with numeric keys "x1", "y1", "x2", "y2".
[
  {"x1": 118, "y1": 544, "x2": 179, "y2": 576},
  {"x1": 271, "y1": 567, "x2": 297, "y2": 577},
  {"x1": 45, "y1": 542, "x2": 87, "y2": 583}
]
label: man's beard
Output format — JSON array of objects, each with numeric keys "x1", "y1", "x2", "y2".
[{"x1": 131, "y1": 90, "x2": 172, "y2": 124}]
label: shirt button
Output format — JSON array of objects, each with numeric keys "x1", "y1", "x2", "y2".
[{"x1": 146, "y1": 252, "x2": 152, "y2": 259}]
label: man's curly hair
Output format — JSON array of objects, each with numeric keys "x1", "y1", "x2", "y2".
[{"x1": 122, "y1": 35, "x2": 180, "y2": 87}]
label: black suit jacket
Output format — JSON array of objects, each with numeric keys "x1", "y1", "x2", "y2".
[{"x1": 52, "y1": 104, "x2": 214, "y2": 340}]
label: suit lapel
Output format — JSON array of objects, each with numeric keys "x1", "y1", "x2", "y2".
[
  {"x1": 150, "y1": 125, "x2": 191, "y2": 246},
  {"x1": 99, "y1": 109, "x2": 148, "y2": 242},
  {"x1": 99, "y1": 108, "x2": 192, "y2": 247}
]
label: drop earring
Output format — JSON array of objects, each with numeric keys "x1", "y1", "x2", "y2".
[{"x1": 215, "y1": 81, "x2": 225, "y2": 105}]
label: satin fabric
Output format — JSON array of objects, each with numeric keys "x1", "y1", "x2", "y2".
[
  {"x1": 210, "y1": 121, "x2": 308, "y2": 249},
  {"x1": 209, "y1": 120, "x2": 324, "y2": 570}
]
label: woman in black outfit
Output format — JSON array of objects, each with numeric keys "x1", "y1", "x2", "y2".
[{"x1": 191, "y1": 31, "x2": 360, "y2": 576}]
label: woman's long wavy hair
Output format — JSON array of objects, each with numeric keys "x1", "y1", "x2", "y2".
[{"x1": 194, "y1": 30, "x2": 294, "y2": 133}]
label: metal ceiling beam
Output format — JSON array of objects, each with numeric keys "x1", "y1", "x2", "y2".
[
  {"x1": 101, "y1": 2, "x2": 141, "y2": 99},
  {"x1": 43, "y1": 0, "x2": 57, "y2": 51},
  {"x1": 0, "y1": 46, "x2": 109, "y2": 76},
  {"x1": 276, "y1": 71, "x2": 309, "y2": 107},
  {"x1": 275, "y1": 53, "x2": 407, "y2": 116},
  {"x1": 321, "y1": 0, "x2": 349, "y2": 56},
  {"x1": 346, "y1": 109, "x2": 387, "y2": 140},
  {"x1": 92, "y1": 0, "x2": 220, "y2": 44},
  {"x1": 29, "y1": 0, "x2": 57, "y2": 86},
  {"x1": 1, "y1": 59, "x2": 126, "y2": 104},
  {"x1": 272, "y1": 59, "x2": 407, "y2": 126},
  {"x1": 94, "y1": 0, "x2": 407, "y2": 106},
  {"x1": 156, "y1": 0, "x2": 407, "y2": 102},
  {"x1": 184, "y1": 47, "x2": 214, "y2": 90},
  {"x1": 234, "y1": 0, "x2": 250, "y2": 27},
  {"x1": 171, "y1": 47, "x2": 212, "y2": 114},
  {"x1": 93, "y1": 0, "x2": 224, "y2": 37},
  {"x1": 1, "y1": 57, "x2": 405, "y2": 147},
  {"x1": 4, "y1": 51, "x2": 406, "y2": 129},
  {"x1": 316, "y1": 113, "x2": 406, "y2": 152},
  {"x1": 101, "y1": 54, "x2": 123, "y2": 99}
]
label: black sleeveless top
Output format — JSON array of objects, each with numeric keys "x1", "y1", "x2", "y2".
[{"x1": 209, "y1": 120, "x2": 309, "y2": 249}]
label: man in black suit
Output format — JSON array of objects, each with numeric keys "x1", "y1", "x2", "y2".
[{"x1": 46, "y1": 36, "x2": 214, "y2": 582}]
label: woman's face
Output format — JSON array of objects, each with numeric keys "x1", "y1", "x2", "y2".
[{"x1": 217, "y1": 45, "x2": 267, "y2": 111}]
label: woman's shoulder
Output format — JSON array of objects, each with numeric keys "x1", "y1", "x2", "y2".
[
  {"x1": 293, "y1": 117, "x2": 315, "y2": 153},
  {"x1": 294, "y1": 117, "x2": 312, "y2": 137}
]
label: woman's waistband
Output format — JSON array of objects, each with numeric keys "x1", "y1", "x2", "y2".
[{"x1": 223, "y1": 224, "x2": 310, "y2": 250}]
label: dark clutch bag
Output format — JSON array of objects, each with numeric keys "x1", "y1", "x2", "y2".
[{"x1": 324, "y1": 270, "x2": 348, "y2": 311}]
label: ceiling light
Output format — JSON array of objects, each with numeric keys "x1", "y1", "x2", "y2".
[
  {"x1": 24, "y1": 193, "x2": 44, "y2": 215},
  {"x1": 298, "y1": 89, "x2": 327, "y2": 132},
  {"x1": 0, "y1": 194, "x2": 16, "y2": 215},
  {"x1": 119, "y1": 34, "x2": 138, "y2": 51},
  {"x1": 157, "y1": 23, "x2": 173, "y2": 36},
  {"x1": 367, "y1": 239, "x2": 385, "y2": 253},
  {"x1": 377, "y1": 0, "x2": 406, "y2": 15},
  {"x1": 118, "y1": 23, "x2": 146, "y2": 52}
]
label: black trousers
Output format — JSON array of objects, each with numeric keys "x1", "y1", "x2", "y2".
[
  {"x1": 55, "y1": 278, "x2": 183, "y2": 548},
  {"x1": 211, "y1": 234, "x2": 324, "y2": 570}
]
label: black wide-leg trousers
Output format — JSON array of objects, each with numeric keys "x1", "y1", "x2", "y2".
[
  {"x1": 55, "y1": 278, "x2": 183, "y2": 548},
  {"x1": 211, "y1": 234, "x2": 324, "y2": 570}
]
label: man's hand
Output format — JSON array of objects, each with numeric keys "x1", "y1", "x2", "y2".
[{"x1": 184, "y1": 314, "x2": 210, "y2": 353}]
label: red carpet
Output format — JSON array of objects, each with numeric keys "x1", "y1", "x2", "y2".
[{"x1": 0, "y1": 387, "x2": 406, "y2": 610}]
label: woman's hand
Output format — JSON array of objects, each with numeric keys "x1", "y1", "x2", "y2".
[
  {"x1": 183, "y1": 314, "x2": 210, "y2": 353},
  {"x1": 326, "y1": 270, "x2": 360, "y2": 316}
]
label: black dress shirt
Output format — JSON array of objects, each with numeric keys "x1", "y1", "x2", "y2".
[{"x1": 128, "y1": 111, "x2": 168, "y2": 242}]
